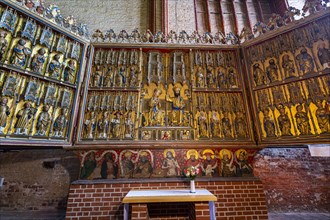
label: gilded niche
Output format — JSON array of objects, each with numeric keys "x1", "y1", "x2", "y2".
[
  {"x1": 81, "y1": 48, "x2": 252, "y2": 142},
  {"x1": 78, "y1": 148, "x2": 254, "y2": 180}
]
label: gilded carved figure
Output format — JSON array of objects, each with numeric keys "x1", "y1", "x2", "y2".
[
  {"x1": 14, "y1": 102, "x2": 35, "y2": 135},
  {"x1": 206, "y1": 67, "x2": 216, "y2": 88},
  {"x1": 198, "y1": 110, "x2": 208, "y2": 138},
  {"x1": 295, "y1": 104, "x2": 311, "y2": 135},
  {"x1": 266, "y1": 59, "x2": 280, "y2": 83},
  {"x1": 111, "y1": 110, "x2": 122, "y2": 138},
  {"x1": 234, "y1": 111, "x2": 248, "y2": 138},
  {"x1": 149, "y1": 88, "x2": 163, "y2": 126},
  {"x1": 63, "y1": 60, "x2": 76, "y2": 83},
  {"x1": 296, "y1": 48, "x2": 314, "y2": 75},
  {"x1": 0, "y1": 97, "x2": 11, "y2": 134},
  {"x1": 10, "y1": 39, "x2": 31, "y2": 68},
  {"x1": 210, "y1": 110, "x2": 221, "y2": 138},
  {"x1": 282, "y1": 54, "x2": 297, "y2": 78},
  {"x1": 98, "y1": 111, "x2": 109, "y2": 138},
  {"x1": 124, "y1": 111, "x2": 134, "y2": 138},
  {"x1": 315, "y1": 100, "x2": 330, "y2": 134},
  {"x1": 217, "y1": 68, "x2": 227, "y2": 88},
  {"x1": 196, "y1": 67, "x2": 205, "y2": 88},
  {"x1": 31, "y1": 48, "x2": 46, "y2": 74},
  {"x1": 222, "y1": 112, "x2": 232, "y2": 138},
  {"x1": 103, "y1": 66, "x2": 114, "y2": 87},
  {"x1": 93, "y1": 65, "x2": 102, "y2": 87},
  {"x1": 162, "y1": 149, "x2": 180, "y2": 177},
  {"x1": 128, "y1": 66, "x2": 138, "y2": 87},
  {"x1": 227, "y1": 68, "x2": 238, "y2": 88},
  {"x1": 36, "y1": 105, "x2": 51, "y2": 136},
  {"x1": 277, "y1": 105, "x2": 292, "y2": 136},
  {"x1": 166, "y1": 86, "x2": 185, "y2": 126},
  {"x1": 0, "y1": 31, "x2": 8, "y2": 61},
  {"x1": 253, "y1": 63, "x2": 266, "y2": 86},
  {"x1": 53, "y1": 108, "x2": 68, "y2": 137},
  {"x1": 48, "y1": 54, "x2": 62, "y2": 79},
  {"x1": 317, "y1": 42, "x2": 330, "y2": 69},
  {"x1": 84, "y1": 111, "x2": 96, "y2": 138},
  {"x1": 263, "y1": 108, "x2": 276, "y2": 137}
]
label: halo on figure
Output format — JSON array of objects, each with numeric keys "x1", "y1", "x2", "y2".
[
  {"x1": 163, "y1": 149, "x2": 176, "y2": 158},
  {"x1": 186, "y1": 149, "x2": 198, "y2": 160},
  {"x1": 219, "y1": 149, "x2": 232, "y2": 160},
  {"x1": 202, "y1": 149, "x2": 215, "y2": 159},
  {"x1": 139, "y1": 151, "x2": 148, "y2": 157},
  {"x1": 235, "y1": 149, "x2": 248, "y2": 160}
]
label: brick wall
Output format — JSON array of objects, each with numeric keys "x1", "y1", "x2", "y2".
[
  {"x1": 0, "y1": 149, "x2": 80, "y2": 211},
  {"x1": 254, "y1": 147, "x2": 330, "y2": 212},
  {"x1": 65, "y1": 179, "x2": 268, "y2": 220}
]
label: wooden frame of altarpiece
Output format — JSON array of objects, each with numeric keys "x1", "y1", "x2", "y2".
[{"x1": 0, "y1": 0, "x2": 89, "y2": 147}]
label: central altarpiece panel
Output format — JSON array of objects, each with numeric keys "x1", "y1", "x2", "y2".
[{"x1": 75, "y1": 45, "x2": 254, "y2": 146}]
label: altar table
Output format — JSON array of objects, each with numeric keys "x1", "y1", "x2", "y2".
[{"x1": 122, "y1": 189, "x2": 217, "y2": 220}]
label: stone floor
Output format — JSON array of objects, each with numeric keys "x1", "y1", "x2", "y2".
[{"x1": 0, "y1": 211, "x2": 329, "y2": 219}]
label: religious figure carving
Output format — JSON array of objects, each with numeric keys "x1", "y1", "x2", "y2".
[
  {"x1": 48, "y1": 54, "x2": 62, "y2": 79},
  {"x1": 317, "y1": 42, "x2": 330, "y2": 69},
  {"x1": 63, "y1": 60, "x2": 76, "y2": 83},
  {"x1": 166, "y1": 86, "x2": 185, "y2": 126},
  {"x1": 110, "y1": 110, "x2": 122, "y2": 138},
  {"x1": 98, "y1": 111, "x2": 109, "y2": 139},
  {"x1": 84, "y1": 111, "x2": 96, "y2": 139},
  {"x1": 10, "y1": 39, "x2": 31, "y2": 68},
  {"x1": 197, "y1": 110, "x2": 208, "y2": 138},
  {"x1": 162, "y1": 149, "x2": 180, "y2": 177},
  {"x1": 93, "y1": 65, "x2": 102, "y2": 87},
  {"x1": 227, "y1": 67, "x2": 238, "y2": 88},
  {"x1": 277, "y1": 105, "x2": 292, "y2": 136},
  {"x1": 295, "y1": 104, "x2": 311, "y2": 135},
  {"x1": 210, "y1": 110, "x2": 221, "y2": 138},
  {"x1": 124, "y1": 111, "x2": 134, "y2": 138},
  {"x1": 14, "y1": 102, "x2": 35, "y2": 135},
  {"x1": 0, "y1": 31, "x2": 8, "y2": 61},
  {"x1": 0, "y1": 97, "x2": 11, "y2": 134},
  {"x1": 263, "y1": 108, "x2": 276, "y2": 137},
  {"x1": 217, "y1": 68, "x2": 227, "y2": 88},
  {"x1": 222, "y1": 112, "x2": 233, "y2": 138},
  {"x1": 253, "y1": 63, "x2": 266, "y2": 86},
  {"x1": 196, "y1": 67, "x2": 205, "y2": 88},
  {"x1": 315, "y1": 100, "x2": 330, "y2": 134},
  {"x1": 53, "y1": 108, "x2": 68, "y2": 137},
  {"x1": 266, "y1": 59, "x2": 280, "y2": 83},
  {"x1": 31, "y1": 48, "x2": 46, "y2": 74},
  {"x1": 103, "y1": 66, "x2": 114, "y2": 87},
  {"x1": 36, "y1": 105, "x2": 51, "y2": 136},
  {"x1": 128, "y1": 66, "x2": 138, "y2": 87},
  {"x1": 296, "y1": 48, "x2": 314, "y2": 75},
  {"x1": 234, "y1": 111, "x2": 248, "y2": 138},
  {"x1": 149, "y1": 88, "x2": 163, "y2": 126},
  {"x1": 206, "y1": 66, "x2": 216, "y2": 88},
  {"x1": 282, "y1": 54, "x2": 297, "y2": 79}
]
